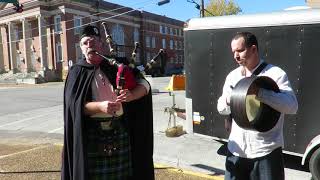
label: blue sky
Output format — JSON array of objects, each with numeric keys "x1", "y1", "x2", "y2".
[{"x1": 106, "y1": 0, "x2": 307, "y2": 21}]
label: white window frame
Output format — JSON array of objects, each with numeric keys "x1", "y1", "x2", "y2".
[
  {"x1": 162, "y1": 39, "x2": 166, "y2": 49},
  {"x1": 145, "y1": 36, "x2": 150, "y2": 48},
  {"x1": 54, "y1": 15, "x2": 62, "y2": 33},
  {"x1": 74, "y1": 16, "x2": 82, "y2": 35},
  {"x1": 146, "y1": 52, "x2": 151, "y2": 62},
  {"x1": 170, "y1": 57, "x2": 174, "y2": 63},
  {"x1": 56, "y1": 43, "x2": 63, "y2": 62},
  {"x1": 169, "y1": 40, "x2": 174, "y2": 50},
  {"x1": 112, "y1": 24, "x2": 124, "y2": 45},
  {"x1": 179, "y1": 41, "x2": 182, "y2": 50},
  {"x1": 151, "y1": 37, "x2": 156, "y2": 48},
  {"x1": 133, "y1": 27, "x2": 139, "y2": 43},
  {"x1": 14, "y1": 27, "x2": 19, "y2": 40},
  {"x1": 159, "y1": 25, "x2": 163, "y2": 34}
]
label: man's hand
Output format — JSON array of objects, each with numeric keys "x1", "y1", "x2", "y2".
[
  {"x1": 116, "y1": 89, "x2": 134, "y2": 102},
  {"x1": 247, "y1": 83, "x2": 260, "y2": 95},
  {"x1": 98, "y1": 101, "x2": 121, "y2": 115}
]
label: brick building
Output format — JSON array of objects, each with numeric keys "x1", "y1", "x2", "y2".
[
  {"x1": 0, "y1": 0, "x2": 184, "y2": 81},
  {"x1": 306, "y1": 0, "x2": 320, "y2": 7}
]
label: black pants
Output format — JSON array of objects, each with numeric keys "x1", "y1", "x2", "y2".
[{"x1": 225, "y1": 147, "x2": 284, "y2": 180}]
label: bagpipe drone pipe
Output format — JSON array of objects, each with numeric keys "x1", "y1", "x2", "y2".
[{"x1": 95, "y1": 22, "x2": 164, "y2": 92}]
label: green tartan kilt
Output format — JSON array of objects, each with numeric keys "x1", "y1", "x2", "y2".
[{"x1": 86, "y1": 118, "x2": 132, "y2": 180}]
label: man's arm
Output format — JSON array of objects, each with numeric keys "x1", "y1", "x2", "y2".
[
  {"x1": 257, "y1": 74, "x2": 298, "y2": 114},
  {"x1": 217, "y1": 75, "x2": 233, "y2": 115}
]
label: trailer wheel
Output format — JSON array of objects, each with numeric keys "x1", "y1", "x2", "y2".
[{"x1": 309, "y1": 147, "x2": 320, "y2": 180}]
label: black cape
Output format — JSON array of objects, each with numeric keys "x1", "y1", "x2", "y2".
[{"x1": 62, "y1": 59, "x2": 154, "y2": 180}]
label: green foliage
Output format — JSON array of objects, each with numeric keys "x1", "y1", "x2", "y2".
[
  {"x1": 205, "y1": 0, "x2": 241, "y2": 16},
  {"x1": 0, "y1": 0, "x2": 18, "y2": 3}
]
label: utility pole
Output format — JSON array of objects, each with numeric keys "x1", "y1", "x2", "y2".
[{"x1": 200, "y1": 0, "x2": 205, "y2": 17}]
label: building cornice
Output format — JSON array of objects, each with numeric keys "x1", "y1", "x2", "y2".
[{"x1": 0, "y1": 7, "x2": 42, "y2": 24}]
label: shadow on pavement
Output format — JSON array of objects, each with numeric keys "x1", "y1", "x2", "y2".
[{"x1": 191, "y1": 164, "x2": 224, "y2": 176}]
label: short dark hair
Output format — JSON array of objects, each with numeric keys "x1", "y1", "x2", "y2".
[{"x1": 232, "y1": 32, "x2": 259, "y2": 51}]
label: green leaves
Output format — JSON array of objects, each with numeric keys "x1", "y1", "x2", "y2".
[
  {"x1": 205, "y1": 0, "x2": 242, "y2": 16},
  {"x1": 0, "y1": 0, "x2": 18, "y2": 3}
]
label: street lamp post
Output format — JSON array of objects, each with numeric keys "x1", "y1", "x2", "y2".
[{"x1": 200, "y1": 0, "x2": 204, "y2": 17}]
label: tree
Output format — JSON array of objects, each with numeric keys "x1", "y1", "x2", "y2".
[
  {"x1": 205, "y1": 0, "x2": 241, "y2": 16},
  {"x1": 0, "y1": 0, "x2": 18, "y2": 3}
]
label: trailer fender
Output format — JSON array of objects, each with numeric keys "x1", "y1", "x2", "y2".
[{"x1": 302, "y1": 135, "x2": 320, "y2": 166}]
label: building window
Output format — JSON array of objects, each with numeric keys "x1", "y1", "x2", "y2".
[
  {"x1": 31, "y1": 52, "x2": 36, "y2": 69},
  {"x1": 180, "y1": 55, "x2": 184, "y2": 63},
  {"x1": 135, "y1": 52, "x2": 141, "y2": 63},
  {"x1": 169, "y1": 40, "x2": 174, "y2": 50},
  {"x1": 14, "y1": 27, "x2": 19, "y2": 40},
  {"x1": 118, "y1": 52, "x2": 125, "y2": 57},
  {"x1": 16, "y1": 54, "x2": 21, "y2": 66},
  {"x1": 174, "y1": 28, "x2": 177, "y2": 36},
  {"x1": 146, "y1": 52, "x2": 151, "y2": 62},
  {"x1": 112, "y1": 24, "x2": 124, "y2": 45},
  {"x1": 162, "y1": 39, "x2": 166, "y2": 49},
  {"x1": 169, "y1": 27, "x2": 173, "y2": 35},
  {"x1": 54, "y1": 15, "x2": 62, "y2": 33},
  {"x1": 179, "y1": 29, "x2": 183, "y2": 36},
  {"x1": 175, "y1": 40, "x2": 178, "y2": 50},
  {"x1": 56, "y1": 43, "x2": 63, "y2": 62},
  {"x1": 161, "y1": 25, "x2": 166, "y2": 34},
  {"x1": 151, "y1": 37, "x2": 156, "y2": 48},
  {"x1": 170, "y1": 57, "x2": 174, "y2": 63},
  {"x1": 178, "y1": 41, "x2": 182, "y2": 50},
  {"x1": 74, "y1": 16, "x2": 82, "y2": 34},
  {"x1": 159, "y1": 25, "x2": 163, "y2": 34},
  {"x1": 164, "y1": 26, "x2": 168, "y2": 34},
  {"x1": 75, "y1": 43, "x2": 83, "y2": 61},
  {"x1": 145, "y1": 36, "x2": 150, "y2": 48},
  {"x1": 133, "y1": 27, "x2": 139, "y2": 43}
]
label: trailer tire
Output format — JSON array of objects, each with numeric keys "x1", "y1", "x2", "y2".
[{"x1": 309, "y1": 147, "x2": 320, "y2": 180}]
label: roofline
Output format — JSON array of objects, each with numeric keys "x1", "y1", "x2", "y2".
[{"x1": 185, "y1": 9, "x2": 320, "y2": 31}]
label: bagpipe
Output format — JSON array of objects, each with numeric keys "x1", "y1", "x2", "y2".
[{"x1": 94, "y1": 22, "x2": 164, "y2": 93}]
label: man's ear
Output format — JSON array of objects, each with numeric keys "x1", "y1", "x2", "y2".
[{"x1": 250, "y1": 45, "x2": 258, "y2": 53}]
